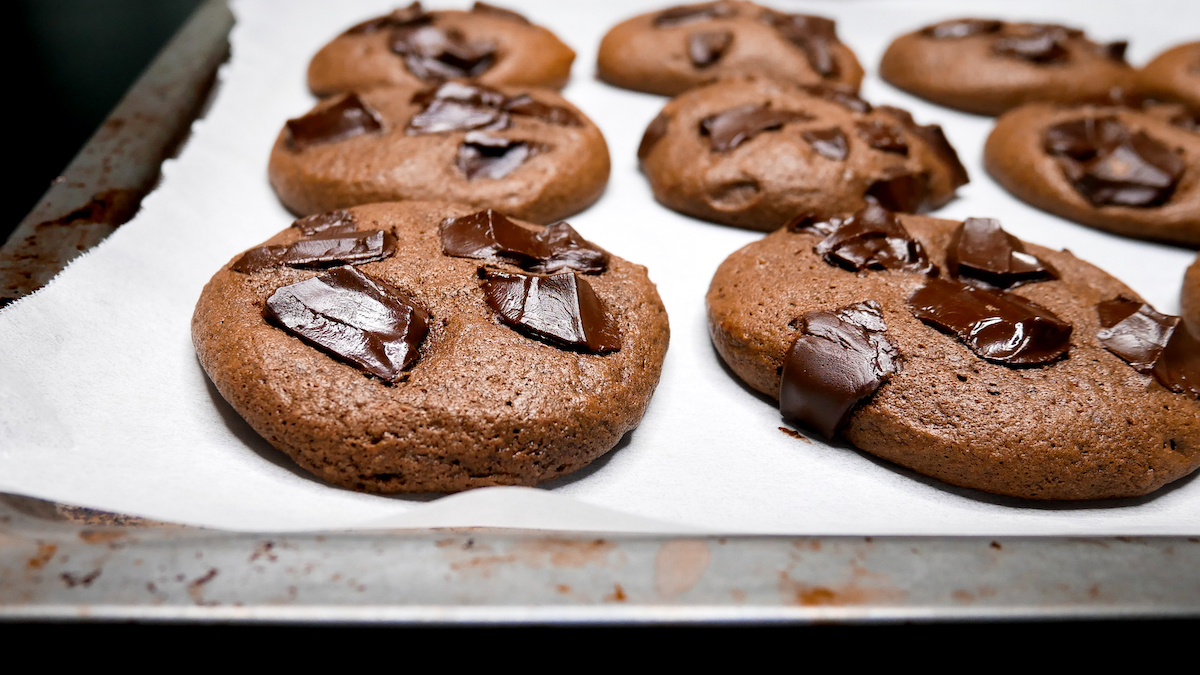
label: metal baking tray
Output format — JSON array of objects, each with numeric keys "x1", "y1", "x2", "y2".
[{"x1": 3, "y1": 0, "x2": 1199, "y2": 624}]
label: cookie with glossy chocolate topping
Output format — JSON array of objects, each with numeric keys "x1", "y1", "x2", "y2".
[
  {"x1": 879, "y1": 19, "x2": 1134, "y2": 116},
  {"x1": 192, "y1": 202, "x2": 669, "y2": 494},
  {"x1": 1138, "y1": 41, "x2": 1200, "y2": 110},
  {"x1": 639, "y1": 78, "x2": 968, "y2": 231},
  {"x1": 707, "y1": 209, "x2": 1200, "y2": 500},
  {"x1": 597, "y1": 1, "x2": 863, "y2": 96},
  {"x1": 308, "y1": 2, "x2": 575, "y2": 97},
  {"x1": 268, "y1": 82, "x2": 610, "y2": 224},
  {"x1": 985, "y1": 103, "x2": 1200, "y2": 246}
]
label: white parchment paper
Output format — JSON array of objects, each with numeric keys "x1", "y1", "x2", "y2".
[{"x1": 2, "y1": 0, "x2": 1198, "y2": 534}]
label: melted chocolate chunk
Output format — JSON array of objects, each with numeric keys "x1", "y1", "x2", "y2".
[
  {"x1": 784, "y1": 211, "x2": 828, "y2": 234},
  {"x1": 922, "y1": 18, "x2": 1002, "y2": 39},
  {"x1": 478, "y1": 268, "x2": 620, "y2": 353},
  {"x1": 1097, "y1": 297, "x2": 1200, "y2": 395},
  {"x1": 689, "y1": 30, "x2": 733, "y2": 68},
  {"x1": 1044, "y1": 117, "x2": 1185, "y2": 207},
  {"x1": 908, "y1": 277, "x2": 1072, "y2": 365},
  {"x1": 802, "y1": 127, "x2": 848, "y2": 161},
  {"x1": 812, "y1": 203, "x2": 934, "y2": 274},
  {"x1": 760, "y1": 10, "x2": 840, "y2": 78},
  {"x1": 700, "y1": 103, "x2": 811, "y2": 152},
  {"x1": 779, "y1": 301, "x2": 900, "y2": 439},
  {"x1": 865, "y1": 173, "x2": 933, "y2": 214},
  {"x1": 993, "y1": 23, "x2": 1080, "y2": 63},
  {"x1": 343, "y1": 2, "x2": 429, "y2": 35},
  {"x1": 286, "y1": 94, "x2": 384, "y2": 151},
  {"x1": 653, "y1": 1, "x2": 736, "y2": 28},
  {"x1": 233, "y1": 230, "x2": 397, "y2": 273},
  {"x1": 441, "y1": 209, "x2": 608, "y2": 273},
  {"x1": 292, "y1": 211, "x2": 357, "y2": 236},
  {"x1": 638, "y1": 112, "x2": 671, "y2": 160},
  {"x1": 877, "y1": 106, "x2": 970, "y2": 189},
  {"x1": 456, "y1": 131, "x2": 538, "y2": 180},
  {"x1": 390, "y1": 25, "x2": 496, "y2": 81},
  {"x1": 264, "y1": 266, "x2": 429, "y2": 381},
  {"x1": 408, "y1": 82, "x2": 579, "y2": 134},
  {"x1": 856, "y1": 120, "x2": 908, "y2": 155},
  {"x1": 502, "y1": 94, "x2": 581, "y2": 126},
  {"x1": 797, "y1": 85, "x2": 872, "y2": 113},
  {"x1": 471, "y1": 1, "x2": 530, "y2": 24},
  {"x1": 946, "y1": 217, "x2": 1058, "y2": 289}
]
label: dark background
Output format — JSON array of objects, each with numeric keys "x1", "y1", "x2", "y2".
[{"x1": 5, "y1": 0, "x2": 204, "y2": 245}]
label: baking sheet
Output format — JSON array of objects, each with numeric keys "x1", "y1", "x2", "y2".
[{"x1": 1, "y1": 0, "x2": 1197, "y2": 534}]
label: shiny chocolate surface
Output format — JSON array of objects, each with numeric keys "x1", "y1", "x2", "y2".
[
  {"x1": 1097, "y1": 297, "x2": 1200, "y2": 395},
  {"x1": 390, "y1": 24, "x2": 496, "y2": 81},
  {"x1": 922, "y1": 18, "x2": 1002, "y2": 39},
  {"x1": 877, "y1": 105, "x2": 970, "y2": 189},
  {"x1": 700, "y1": 103, "x2": 811, "y2": 152},
  {"x1": 689, "y1": 29, "x2": 734, "y2": 68},
  {"x1": 803, "y1": 127, "x2": 848, "y2": 161},
  {"x1": 478, "y1": 268, "x2": 621, "y2": 353},
  {"x1": 233, "y1": 230, "x2": 397, "y2": 274},
  {"x1": 456, "y1": 131, "x2": 538, "y2": 180},
  {"x1": 946, "y1": 217, "x2": 1058, "y2": 288},
  {"x1": 286, "y1": 94, "x2": 384, "y2": 151},
  {"x1": 811, "y1": 203, "x2": 934, "y2": 274},
  {"x1": 992, "y1": 24, "x2": 1081, "y2": 63},
  {"x1": 408, "y1": 82, "x2": 579, "y2": 135},
  {"x1": 779, "y1": 301, "x2": 899, "y2": 439},
  {"x1": 291, "y1": 211, "x2": 357, "y2": 236},
  {"x1": 441, "y1": 209, "x2": 608, "y2": 273},
  {"x1": 264, "y1": 266, "x2": 429, "y2": 381},
  {"x1": 1044, "y1": 116, "x2": 1185, "y2": 207}
]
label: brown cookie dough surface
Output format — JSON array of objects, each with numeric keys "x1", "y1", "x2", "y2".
[
  {"x1": 1184, "y1": 253, "x2": 1200, "y2": 335},
  {"x1": 192, "y1": 202, "x2": 669, "y2": 494},
  {"x1": 308, "y1": 2, "x2": 575, "y2": 97},
  {"x1": 1138, "y1": 41, "x2": 1200, "y2": 110},
  {"x1": 880, "y1": 19, "x2": 1135, "y2": 116},
  {"x1": 638, "y1": 78, "x2": 968, "y2": 231},
  {"x1": 707, "y1": 211, "x2": 1200, "y2": 500},
  {"x1": 597, "y1": 1, "x2": 863, "y2": 96},
  {"x1": 268, "y1": 83, "x2": 610, "y2": 224},
  {"x1": 985, "y1": 102, "x2": 1200, "y2": 247}
]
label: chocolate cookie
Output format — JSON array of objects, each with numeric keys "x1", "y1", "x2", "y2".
[
  {"x1": 879, "y1": 19, "x2": 1135, "y2": 116},
  {"x1": 192, "y1": 202, "x2": 669, "y2": 493},
  {"x1": 638, "y1": 78, "x2": 968, "y2": 231},
  {"x1": 1138, "y1": 41, "x2": 1200, "y2": 110},
  {"x1": 1184, "y1": 253, "x2": 1200, "y2": 335},
  {"x1": 307, "y1": 2, "x2": 575, "y2": 97},
  {"x1": 597, "y1": 1, "x2": 863, "y2": 96},
  {"x1": 267, "y1": 82, "x2": 610, "y2": 224},
  {"x1": 985, "y1": 102, "x2": 1200, "y2": 246},
  {"x1": 707, "y1": 206, "x2": 1200, "y2": 500}
]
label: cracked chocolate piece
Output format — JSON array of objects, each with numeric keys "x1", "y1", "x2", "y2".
[
  {"x1": 700, "y1": 103, "x2": 811, "y2": 152},
  {"x1": 264, "y1": 266, "x2": 429, "y2": 381},
  {"x1": 479, "y1": 268, "x2": 621, "y2": 353},
  {"x1": 689, "y1": 30, "x2": 733, "y2": 68},
  {"x1": 1044, "y1": 116, "x2": 1184, "y2": 207},
  {"x1": 779, "y1": 301, "x2": 899, "y2": 439},
  {"x1": 408, "y1": 82, "x2": 581, "y2": 135},
  {"x1": 233, "y1": 229, "x2": 396, "y2": 273},
  {"x1": 922, "y1": 18, "x2": 1002, "y2": 40},
  {"x1": 946, "y1": 217, "x2": 1058, "y2": 289},
  {"x1": 456, "y1": 131, "x2": 538, "y2": 180},
  {"x1": 653, "y1": 1, "x2": 736, "y2": 28},
  {"x1": 441, "y1": 209, "x2": 608, "y2": 273},
  {"x1": 811, "y1": 204, "x2": 934, "y2": 274},
  {"x1": 286, "y1": 93, "x2": 383, "y2": 151},
  {"x1": 908, "y1": 277, "x2": 1072, "y2": 365},
  {"x1": 292, "y1": 211, "x2": 357, "y2": 236},
  {"x1": 1097, "y1": 297, "x2": 1200, "y2": 396},
  {"x1": 993, "y1": 26, "x2": 1073, "y2": 63},
  {"x1": 802, "y1": 127, "x2": 848, "y2": 161},
  {"x1": 856, "y1": 120, "x2": 908, "y2": 155},
  {"x1": 390, "y1": 24, "x2": 497, "y2": 81}
]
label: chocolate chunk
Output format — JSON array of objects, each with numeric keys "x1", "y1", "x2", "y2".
[
  {"x1": 865, "y1": 173, "x2": 933, "y2": 214},
  {"x1": 638, "y1": 112, "x2": 671, "y2": 160},
  {"x1": 877, "y1": 106, "x2": 970, "y2": 189},
  {"x1": 653, "y1": 1, "x2": 736, "y2": 28},
  {"x1": 922, "y1": 18, "x2": 1002, "y2": 39},
  {"x1": 689, "y1": 30, "x2": 733, "y2": 68},
  {"x1": 343, "y1": 2, "x2": 429, "y2": 35},
  {"x1": 264, "y1": 266, "x2": 429, "y2": 381},
  {"x1": 233, "y1": 230, "x2": 397, "y2": 273},
  {"x1": 408, "y1": 82, "x2": 579, "y2": 134},
  {"x1": 797, "y1": 85, "x2": 872, "y2": 113},
  {"x1": 1097, "y1": 297, "x2": 1200, "y2": 395},
  {"x1": 286, "y1": 93, "x2": 384, "y2": 151},
  {"x1": 700, "y1": 103, "x2": 811, "y2": 152},
  {"x1": 993, "y1": 24, "x2": 1076, "y2": 63},
  {"x1": 478, "y1": 268, "x2": 620, "y2": 353},
  {"x1": 471, "y1": 1, "x2": 530, "y2": 24},
  {"x1": 501, "y1": 95, "x2": 581, "y2": 127},
  {"x1": 441, "y1": 209, "x2": 608, "y2": 273},
  {"x1": 292, "y1": 211, "x2": 357, "y2": 236},
  {"x1": 456, "y1": 131, "x2": 537, "y2": 179},
  {"x1": 908, "y1": 277, "x2": 1072, "y2": 365},
  {"x1": 760, "y1": 10, "x2": 840, "y2": 78},
  {"x1": 784, "y1": 211, "x2": 830, "y2": 234},
  {"x1": 779, "y1": 301, "x2": 900, "y2": 439},
  {"x1": 1100, "y1": 40, "x2": 1129, "y2": 63},
  {"x1": 390, "y1": 25, "x2": 496, "y2": 81},
  {"x1": 856, "y1": 120, "x2": 908, "y2": 155},
  {"x1": 1044, "y1": 117, "x2": 1185, "y2": 207},
  {"x1": 946, "y1": 217, "x2": 1058, "y2": 289},
  {"x1": 802, "y1": 127, "x2": 848, "y2": 160},
  {"x1": 814, "y1": 203, "x2": 934, "y2": 274}
]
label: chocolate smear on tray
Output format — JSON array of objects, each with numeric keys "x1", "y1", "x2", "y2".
[
  {"x1": 922, "y1": 19, "x2": 1002, "y2": 39},
  {"x1": 286, "y1": 94, "x2": 384, "y2": 150},
  {"x1": 689, "y1": 30, "x2": 734, "y2": 67},
  {"x1": 343, "y1": 2, "x2": 429, "y2": 35},
  {"x1": 1097, "y1": 297, "x2": 1200, "y2": 395},
  {"x1": 878, "y1": 105, "x2": 970, "y2": 189},
  {"x1": 653, "y1": 1, "x2": 736, "y2": 28},
  {"x1": 810, "y1": 203, "x2": 935, "y2": 274},
  {"x1": 780, "y1": 300, "x2": 900, "y2": 439},
  {"x1": 478, "y1": 268, "x2": 621, "y2": 353},
  {"x1": 1044, "y1": 116, "x2": 1184, "y2": 207},
  {"x1": 456, "y1": 131, "x2": 538, "y2": 179},
  {"x1": 233, "y1": 230, "x2": 397, "y2": 273},
  {"x1": 946, "y1": 217, "x2": 1058, "y2": 289},
  {"x1": 441, "y1": 209, "x2": 608, "y2": 273},
  {"x1": 390, "y1": 24, "x2": 496, "y2": 81},
  {"x1": 760, "y1": 10, "x2": 841, "y2": 78},
  {"x1": 803, "y1": 127, "x2": 848, "y2": 160},
  {"x1": 408, "y1": 82, "x2": 579, "y2": 134},
  {"x1": 471, "y1": 1, "x2": 530, "y2": 24},
  {"x1": 265, "y1": 266, "x2": 429, "y2": 381},
  {"x1": 292, "y1": 211, "x2": 357, "y2": 236},
  {"x1": 700, "y1": 103, "x2": 811, "y2": 152},
  {"x1": 856, "y1": 120, "x2": 908, "y2": 155},
  {"x1": 908, "y1": 277, "x2": 1072, "y2": 365},
  {"x1": 638, "y1": 112, "x2": 672, "y2": 160}
]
